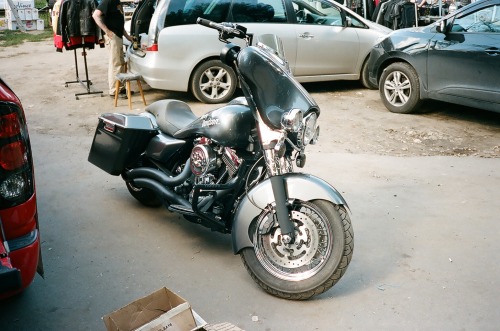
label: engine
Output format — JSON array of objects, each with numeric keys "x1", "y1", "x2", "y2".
[{"x1": 189, "y1": 138, "x2": 241, "y2": 186}]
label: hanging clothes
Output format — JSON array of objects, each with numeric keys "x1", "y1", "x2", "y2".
[{"x1": 54, "y1": 0, "x2": 104, "y2": 51}]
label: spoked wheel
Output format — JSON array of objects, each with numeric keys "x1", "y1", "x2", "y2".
[{"x1": 241, "y1": 200, "x2": 353, "y2": 300}]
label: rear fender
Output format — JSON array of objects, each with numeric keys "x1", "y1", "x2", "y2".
[{"x1": 231, "y1": 173, "x2": 348, "y2": 254}]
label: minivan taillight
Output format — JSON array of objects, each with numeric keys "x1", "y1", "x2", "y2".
[
  {"x1": 146, "y1": 44, "x2": 158, "y2": 52},
  {"x1": 0, "y1": 103, "x2": 34, "y2": 208}
]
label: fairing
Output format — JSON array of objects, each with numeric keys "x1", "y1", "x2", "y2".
[{"x1": 237, "y1": 46, "x2": 319, "y2": 130}]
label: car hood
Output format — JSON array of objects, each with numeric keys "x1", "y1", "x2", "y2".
[
  {"x1": 381, "y1": 27, "x2": 437, "y2": 54},
  {"x1": 365, "y1": 20, "x2": 393, "y2": 34}
]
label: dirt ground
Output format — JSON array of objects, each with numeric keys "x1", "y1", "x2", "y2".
[
  {"x1": 1, "y1": 37, "x2": 500, "y2": 331},
  {"x1": 1, "y1": 38, "x2": 499, "y2": 159}
]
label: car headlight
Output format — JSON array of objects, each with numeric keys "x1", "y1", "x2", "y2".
[
  {"x1": 298, "y1": 113, "x2": 319, "y2": 147},
  {"x1": 281, "y1": 108, "x2": 303, "y2": 132}
]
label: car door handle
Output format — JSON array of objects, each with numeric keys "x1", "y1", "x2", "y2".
[
  {"x1": 485, "y1": 48, "x2": 500, "y2": 56},
  {"x1": 299, "y1": 32, "x2": 315, "y2": 40}
]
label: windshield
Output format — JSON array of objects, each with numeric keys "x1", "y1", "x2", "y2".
[{"x1": 238, "y1": 45, "x2": 319, "y2": 129}]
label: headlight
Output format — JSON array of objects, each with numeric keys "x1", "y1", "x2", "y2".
[
  {"x1": 298, "y1": 113, "x2": 319, "y2": 147},
  {"x1": 281, "y1": 108, "x2": 303, "y2": 132}
]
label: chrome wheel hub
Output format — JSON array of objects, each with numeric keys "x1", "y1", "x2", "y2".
[
  {"x1": 254, "y1": 203, "x2": 332, "y2": 281},
  {"x1": 199, "y1": 67, "x2": 232, "y2": 100},
  {"x1": 384, "y1": 71, "x2": 411, "y2": 107}
]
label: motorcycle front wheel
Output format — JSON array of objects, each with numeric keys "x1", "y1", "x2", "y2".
[{"x1": 241, "y1": 200, "x2": 353, "y2": 300}]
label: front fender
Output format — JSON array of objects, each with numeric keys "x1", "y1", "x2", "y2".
[{"x1": 231, "y1": 173, "x2": 348, "y2": 254}]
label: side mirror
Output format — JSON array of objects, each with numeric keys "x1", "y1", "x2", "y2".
[
  {"x1": 346, "y1": 16, "x2": 352, "y2": 27},
  {"x1": 436, "y1": 20, "x2": 446, "y2": 33}
]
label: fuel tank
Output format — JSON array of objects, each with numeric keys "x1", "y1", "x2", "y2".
[{"x1": 174, "y1": 104, "x2": 254, "y2": 148}]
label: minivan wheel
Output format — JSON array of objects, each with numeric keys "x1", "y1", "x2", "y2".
[
  {"x1": 379, "y1": 62, "x2": 421, "y2": 114},
  {"x1": 191, "y1": 59, "x2": 237, "y2": 104}
]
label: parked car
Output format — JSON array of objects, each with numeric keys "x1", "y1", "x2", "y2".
[
  {"x1": 127, "y1": 0, "x2": 391, "y2": 103},
  {"x1": 0, "y1": 77, "x2": 43, "y2": 299},
  {"x1": 367, "y1": 0, "x2": 500, "y2": 114}
]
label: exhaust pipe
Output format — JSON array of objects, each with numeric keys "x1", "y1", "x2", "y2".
[
  {"x1": 125, "y1": 159, "x2": 192, "y2": 187},
  {"x1": 131, "y1": 178, "x2": 191, "y2": 208}
]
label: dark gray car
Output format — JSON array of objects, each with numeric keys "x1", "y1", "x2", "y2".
[{"x1": 367, "y1": 0, "x2": 500, "y2": 114}]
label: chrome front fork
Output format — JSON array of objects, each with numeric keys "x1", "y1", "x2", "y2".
[{"x1": 256, "y1": 113, "x2": 296, "y2": 241}]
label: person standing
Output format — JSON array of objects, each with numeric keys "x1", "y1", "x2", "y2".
[{"x1": 92, "y1": 0, "x2": 133, "y2": 97}]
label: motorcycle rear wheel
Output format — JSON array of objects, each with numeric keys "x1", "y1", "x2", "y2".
[{"x1": 241, "y1": 200, "x2": 353, "y2": 300}]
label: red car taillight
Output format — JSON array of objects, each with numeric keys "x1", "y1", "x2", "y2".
[{"x1": 0, "y1": 102, "x2": 34, "y2": 208}]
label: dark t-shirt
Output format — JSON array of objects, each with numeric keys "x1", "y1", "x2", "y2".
[{"x1": 97, "y1": 0, "x2": 125, "y2": 38}]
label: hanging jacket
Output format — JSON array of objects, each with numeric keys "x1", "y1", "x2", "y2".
[{"x1": 58, "y1": 0, "x2": 100, "y2": 41}]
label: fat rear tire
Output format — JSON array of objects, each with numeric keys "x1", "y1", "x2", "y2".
[
  {"x1": 241, "y1": 200, "x2": 353, "y2": 300},
  {"x1": 379, "y1": 62, "x2": 422, "y2": 113},
  {"x1": 190, "y1": 59, "x2": 237, "y2": 104},
  {"x1": 123, "y1": 159, "x2": 163, "y2": 207}
]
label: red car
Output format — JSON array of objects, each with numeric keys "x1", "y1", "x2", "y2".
[{"x1": 0, "y1": 77, "x2": 43, "y2": 299}]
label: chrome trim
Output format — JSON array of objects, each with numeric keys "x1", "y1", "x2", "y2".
[{"x1": 7, "y1": 229, "x2": 38, "y2": 251}]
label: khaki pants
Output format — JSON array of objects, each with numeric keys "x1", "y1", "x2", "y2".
[{"x1": 106, "y1": 34, "x2": 125, "y2": 95}]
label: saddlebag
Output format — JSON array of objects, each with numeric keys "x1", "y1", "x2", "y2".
[{"x1": 88, "y1": 113, "x2": 157, "y2": 175}]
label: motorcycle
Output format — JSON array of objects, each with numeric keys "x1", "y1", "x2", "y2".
[{"x1": 88, "y1": 18, "x2": 353, "y2": 300}]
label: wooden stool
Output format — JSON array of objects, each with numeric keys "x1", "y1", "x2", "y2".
[{"x1": 114, "y1": 72, "x2": 147, "y2": 109}]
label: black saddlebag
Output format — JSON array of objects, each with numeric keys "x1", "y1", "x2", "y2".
[{"x1": 88, "y1": 113, "x2": 157, "y2": 175}]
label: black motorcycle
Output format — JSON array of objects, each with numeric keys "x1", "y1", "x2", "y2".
[{"x1": 89, "y1": 18, "x2": 353, "y2": 300}]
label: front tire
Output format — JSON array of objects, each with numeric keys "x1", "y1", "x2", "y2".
[
  {"x1": 241, "y1": 200, "x2": 353, "y2": 300},
  {"x1": 190, "y1": 59, "x2": 237, "y2": 104},
  {"x1": 379, "y1": 62, "x2": 422, "y2": 113}
]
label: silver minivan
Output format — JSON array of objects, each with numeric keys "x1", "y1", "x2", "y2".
[{"x1": 127, "y1": 0, "x2": 391, "y2": 103}]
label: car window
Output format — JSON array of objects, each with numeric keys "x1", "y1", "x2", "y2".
[
  {"x1": 451, "y1": 4, "x2": 500, "y2": 33},
  {"x1": 345, "y1": 11, "x2": 365, "y2": 27},
  {"x1": 164, "y1": 0, "x2": 232, "y2": 27},
  {"x1": 229, "y1": 0, "x2": 287, "y2": 23},
  {"x1": 292, "y1": 0, "x2": 343, "y2": 26}
]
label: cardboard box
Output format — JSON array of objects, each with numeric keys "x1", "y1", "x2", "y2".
[
  {"x1": 24, "y1": 8, "x2": 33, "y2": 20},
  {"x1": 36, "y1": 18, "x2": 44, "y2": 30},
  {"x1": 7, "y1": 19, "x2": 37, "y2": 31},
  {"x1": 6, "y1": 9, "x2": 25, "y2": 21},
  {"x1": 103, "y1": 287, "x2": 206, "y2": 331}
]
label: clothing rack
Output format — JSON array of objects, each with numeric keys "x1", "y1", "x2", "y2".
[{"x1": 65, "y1": 42, "x2": 103, "y2": 100}]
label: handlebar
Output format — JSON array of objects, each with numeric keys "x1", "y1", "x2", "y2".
[{"x1": 196, "y1": 18, "x2": 248, "y2": 41}]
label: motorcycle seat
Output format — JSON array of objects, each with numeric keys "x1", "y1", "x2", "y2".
[{"x1": 145, "y1": 99, "x2": 197, "y2": 136}]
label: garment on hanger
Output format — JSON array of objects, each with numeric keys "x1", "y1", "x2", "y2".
[{"x1": 54, "y1": 0, "x2": 104, "y2": 51}]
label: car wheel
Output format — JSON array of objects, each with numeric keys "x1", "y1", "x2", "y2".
[
  {"x1": 360, "y1": 55, "x2": 376, "y2": 89},
  {"x1": 190, "y1": 59, "x2": 237, "y2": 104},
  {"x1": 379, "y1": 62, "x2": 421, "y2": 114}
]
